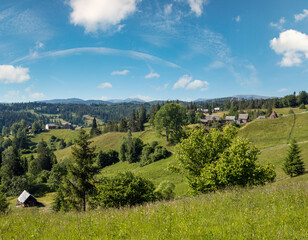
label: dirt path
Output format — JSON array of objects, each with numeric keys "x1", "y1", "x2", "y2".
[{"x1": 260, "y1": 140, "x2": 308, "y2": 152}]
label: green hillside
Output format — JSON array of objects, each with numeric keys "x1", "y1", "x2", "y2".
[{"x1": 2, "y1": 174, "x2": 307, "y2": 239}]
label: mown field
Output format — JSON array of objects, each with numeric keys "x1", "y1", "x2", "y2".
[{"x1": 1, "y1": 174, "x2": 307, "y2": 239}]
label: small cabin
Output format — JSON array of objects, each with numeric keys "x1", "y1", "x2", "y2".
[
  {"x1": 238, "y1": 114, "x2": 249, "y2": 124},
  {"x1": 17, "y1": 190, "x2": 38, "y2": 207},
  {"x1": 226, "y1": 116, "x2": 235, "y2": 122},
  {"x1": 45, "y1": 124, "x2": 56, "y2": 130}
]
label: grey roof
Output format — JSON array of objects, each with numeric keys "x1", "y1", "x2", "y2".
[
  {"x1": 238, "y1": 114, "x2": 249, "y2": 120},
  {"x1": 46, "y1": 124, "x2": 56, "y2": 126},
  {"x1": 18, "y1": 190, "x2": 35, "y2": 203},
  {"x1": 205, "y1": 115, "x2": 220, "y2": 121},
  {"x1": 257, "y1": 116, "x2": 266, "y2": 119},
  {"x1": 226, "y1": 116, "x2": 236, "y2": 121}
]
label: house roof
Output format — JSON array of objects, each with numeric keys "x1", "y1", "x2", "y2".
[
  {"x1": 18, "y1": 190, "x2": 36, "y2": 203},
  {"x1": 226, "y1": 116, "x2": 235, "y2": 120},
  {"x1": 238, "y1": 114, "x2": 249, "y2": 120},
  {"x1": 205, "y1": 115, "x2": 220, "y2": 121},
  {"x1": 46, "y1": 124, "x2": 56, "y2": 126}
]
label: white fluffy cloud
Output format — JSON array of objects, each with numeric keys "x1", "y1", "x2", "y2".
[
  {"x1": 278, "y1": 88, "x2": 288, "y2": 92},
  {"x1": 187, "y1": 0, "x2": 207, "y2": 17},
  {"x1": 270, "y1": 17, "x2": 285, "y2": 31},
  {"x1": 173, "y1": 75, "x2": 192, "y2": 89},
  {"x1": 0, "y1": 65, "x2": 30, "y2": 84},
  {"x1": 295, "y1": 9, "x2": 308, "y2": 22},
  {"x1": 173, "y1": 75, "x2": 209, "y2": 91},
  {"x1": 186, "y1": 80, "x2": 209, "y2": 91},
  {"x1": 4, "y1": 90, "x2": 20, "y2": 99},
  {"x1": 145, "y1": 72, "x2": 160, "y2": 79},
  {"x1": 270, "y1": 29, "x2": 308, "y2": 67},
  {"x1": 30, "y1": 92, "x2": 45, "y2": 99},
  {"x1": 111, "y1": 69, "x2": 130, "y2": 75},
  {"x1": 69, "y1": 0, "x2": 139, "y2": 32},
  {"x1": 98, "y1": 82, "x2": 112, "y2": 89}
]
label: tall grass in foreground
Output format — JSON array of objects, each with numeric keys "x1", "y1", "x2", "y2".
[{"x1": 1, "y1": 175, "x2": 307, "y2": 239}]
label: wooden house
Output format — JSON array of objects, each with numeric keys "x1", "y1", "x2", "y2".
[
  {"x1": 226, "y1": 116, "x2": 236, "y2": 122},
  {"x1": 238, "y1": 114, "x2": 249, "y2": 124},
  {"x1": 45, "y1": 124, "x2": 56, "y2": 130},
  {"x1": 17, "y1": 190, "x2": 38, "y2": 207}
]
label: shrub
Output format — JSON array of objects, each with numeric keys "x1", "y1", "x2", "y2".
[
  {"x1": 97, "y1": 150, "x2": 119, "y2": 169},
  {"x1": 93, "y1": 172, "x2": 156, "y2": 208},
  {"x1": 154, "y1": 181, "x2": 175, "y2": 200},
  {"x1": 0, "y1": 192, "x2": 9, "y2": 214},
  {"x1": 174, "y1": 126, "x2": 276, "y2": 194},
  {"x1": 140, "y1": 141, "x2": 171, "y2": 167}
]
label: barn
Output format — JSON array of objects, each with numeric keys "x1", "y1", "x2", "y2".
[{"x1": 17, "y1": 190, "x2": 38, "y2": 207}]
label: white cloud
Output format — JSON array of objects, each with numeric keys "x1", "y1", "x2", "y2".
[
  {"x1": 30, "y1": 92, "x2": 45, "y2": 99},
  {"x1": 145, "y1": 72, "x2": 160, "y2": 79},
  {"x1": 13, "y1": 47, "x2": 180, "y2": 69},
  {"x1": 98, "y1": 82, "x2": 112, "y2": 89},
  {"x1": 295, "y1": 9, "x2": 308, "y2": 22},
  {"x1": 111, "y1": 69, "x2": 130, "y2": 75},
  {"x1": 4, "y1": 90, "x2": 19, "y2": 99},
  {"x1": 24, "y1": 87, "x2": 31, "y2": 93},
  {"x1": 270, "y1": 29, "x2": 308, "y2": 67},
  {"x1": 153, "y1": 83, "x2": 169, "y2": 91},
  {"x1": 0, "y1": 65, "x2": 30, "y2": 84},
  {"x1": 186, "y1": 80, "x2": 209, "y2": 91},
  {"x1": 235, "y1": 15, "x2": 241, "y2": 22},
  {"x1": 69, "y1": 0, "x2": 139, "y2": 32},
  {"x1": 173, "y1": 75, "x2": 192, "y2": 89},
  {"x1": 278, "y1": 88, "x2": 288, "y2": 92},
  {"x1": 270, "y1": 17, "x2": 286, "y2": 31},
  {"x1": 205, "y1": 61, "x2": 226, "y2": 70},
  {"x1": 187, "y1": 0, "x2": 208, "y2": 17},
  {"x1": 164, "y1": 4, "x2": 173, "y2": 15}
]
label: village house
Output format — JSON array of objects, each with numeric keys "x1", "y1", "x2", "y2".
[
  {"x1": 237, "y1": 114, "x2": 249, "y2": 124},
  {"x1": 214, "y1": 107, "x2": 220, "y2": 112},
  {"x1": 17, "y1": 190, "x2": 38, "y2": 207},
  {"x1": 257, "y1": 116, "x2": 266, "y2": 119},
  {"x1": 226, "y1": 116, "x2": 236, "y2": 122},
  {"x1": 269, "y1": 111, "x2": 278, "y2": 119},
  {"x1": 201, "y1": 115, "x2": 220, "y2": 124},
  {"x1": 62, "y1": 123, "x2": 73, "y2": 129},
  {"x1": 45, "y1": 124, "x2": 56, "y2": 130}
]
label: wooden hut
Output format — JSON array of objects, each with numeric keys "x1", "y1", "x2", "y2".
[
  {"x1": 17, "y1": 190, "x2": 38, "y2": 207},
  {"x1": 269, "y1": 111, "x2": 278, "y2": 119}
]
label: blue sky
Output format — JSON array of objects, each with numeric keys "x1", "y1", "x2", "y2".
[{"x1": 1, "y1": 0, "x2": 308, "y2": 102}]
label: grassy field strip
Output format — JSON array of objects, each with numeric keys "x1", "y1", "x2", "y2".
[
  {"x1": 287, "y1": 114, "x2": 296, "y2": 144},
  {"x1": 1, "y1": 175, "x2": 307, "y2": 239}
]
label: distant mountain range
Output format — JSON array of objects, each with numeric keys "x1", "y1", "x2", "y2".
[{"x1": 36, "y1": 95, "x2": 271, "y2": 105}]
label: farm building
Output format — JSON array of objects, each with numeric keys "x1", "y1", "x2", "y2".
[
  {"x1": 257, "y1": 116, "x2": 266, "y2": 119},
  {"x1": 226, "y1": 116, "x2": 236, "y2": 122},
  {"x1": 201, "y1": 115, "x2": 220, "y2": 124},
  {"x1": 45, "y1": 124, "x2": 56, "y2": 130},
  {"x1": 17, "y1": 190, "x2": 38, "y2": 207},
  {"x1": 269, "y1": 111, "x2": 278, "y2": 119},
  {"x1": 214, "y1": 107, "x2": 220, "y2": 112},
  {"x1": 238, "y1": 114, "x2": 249, "y2": 124},
  {"x1": 62, "y1": 123, "x2": 73, "y2": 129}
]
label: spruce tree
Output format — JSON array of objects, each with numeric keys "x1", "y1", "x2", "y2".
[
  {"x1": 63, "y1": 129, "x2": 98, "y2": 211},
  {"x1": 90, "y1": 118, "x2": 101, "y2": 137},
  {"x1": 283, "y1": 139, "x2": 305, "y2": 177}
]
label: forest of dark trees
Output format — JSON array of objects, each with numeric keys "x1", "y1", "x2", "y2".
[{"x1": 0, "y1": 91, "x2": 307, "y2": 133}]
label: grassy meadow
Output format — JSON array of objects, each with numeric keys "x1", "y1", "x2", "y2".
[{"x1": 1, "y1": 174, "x2": 307, "y2": 239}]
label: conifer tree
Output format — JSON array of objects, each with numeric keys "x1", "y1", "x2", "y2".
[
  {"x1": 63, "y1": 129, "x2": 98, "y2": 211},
  {"x1": 90, "y1": 118, "x2": 101, "y2": 137},
  {"x1": 283, "y1": 139, "x2": 305, "y2": 177}
]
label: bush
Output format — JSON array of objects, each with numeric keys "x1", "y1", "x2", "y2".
[
  {"x1": 299, "y1": 104, "x2": 306, "y2": 109},
  {"x1": 154, "y1": 181, "x2": 175, "y2": 201},
  {"x1": 97, "y1": 150, "x2": 119, "y2": 169},
  {"x1": 93, "y1": 172, "x2": 156, "y2": 208},
  {"x1": 140, "y1": 141, "x2": 171, "y2": 167},
  {"x1": 0, "y1": 192, "x2": 9, "y2": 214},
  {"x1": 174, "y1": 126, "x2": 276, "y2": 194}
]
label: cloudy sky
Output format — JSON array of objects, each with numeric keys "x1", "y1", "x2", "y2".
[{"x1": 1, "y1": 0, "x2": 308, "y2": 102}]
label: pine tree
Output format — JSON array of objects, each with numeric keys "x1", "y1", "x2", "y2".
[
  {"x1": 283, "y1": 139, "x2": 305, "y2": 177},
  {"x1": 90, "y1": 118, "x2": 101, "y2": 137},
  {"x1": 64, "y1": 129, "x2": 98, "y2": 211}
]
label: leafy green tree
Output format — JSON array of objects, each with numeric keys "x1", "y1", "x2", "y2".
[
  {"x1": 297, "y1": 91, "x2": 308, "y2": 105},
  {"x1": 154, "y1": 103, "x2": 187, "y2": 143},
  {"x1": 0, "y1": 146, "x2": 24, "y2": 179},
  {"x1": 32, "y1": 121, "x2": 43, "y2": 135},
  {"x1": 97, "y1": 149, "x2": 119, "y2": 169},
  {"x1": 61, "y1": 129, "x2": 98, "y2": 211},
  {"x1": 119, "y1": 131, "x2": 143, "y2": 163},
  {"x1": 0, "y1": 192, "x2": 9, "y2": 214},
  {"x1": 119, "y1": 117, "x2": 128, "y2": 132},
  {"x1": 174, "y1": 126, "x2": 276, "y2": 194},
  {"x1": 283, "y1": 139, "x2": 305, "y2": 177},
  {"x1": 299, "y1": 103, "x2": 306, "y2": 110},
  {"x1": 93, "y1": 172, "x2": 156, "y2": 208},
  {"x1": 90, "y1": 118, "x2": 101, "y2": 137},
  {"x1": 36, "y1": 140, "x2": 56, "y2": 172},
  {"x1": 48, "y1": 159, "x2": 69, "y2": 191}
]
